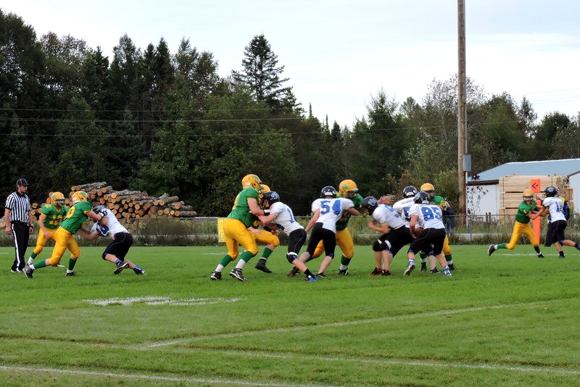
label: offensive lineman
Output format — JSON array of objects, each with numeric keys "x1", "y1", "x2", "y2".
[
  {"x1": 297, "y1": 186, "x2": 360, "y2": 277},
  {"x1": 78, "y1": 205, "x2": 146, "y2": 275},
  {"x1": 404, "y1": 191, "x2": 451, "y2": 277},
  {"x1": 258, "y1": 191, "x2": 317, "y2": 281},
  {"x1": 362, "y1": 196, "x2": 414, "y2": 276},
  {"x1": 541, "y1": 186, "x2": 580, "y2": 258}
]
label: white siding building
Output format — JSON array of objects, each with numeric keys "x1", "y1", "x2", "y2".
[{"x1": 467, "y1": 158, "x2": 580, "y2": 216}]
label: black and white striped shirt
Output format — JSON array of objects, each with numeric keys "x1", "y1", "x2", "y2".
[{"x1": 5, "y1": 192, "x2": 31, "y2": 223}]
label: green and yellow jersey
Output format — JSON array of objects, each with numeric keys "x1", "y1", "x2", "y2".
[
  {"x1": 41, "y1": 203, "x2": 68, "y2": 230},
  {"x1": 228, "y1": 187, "x2": 260, "y2": 228},
  {"x1": 336, "y1": 193, "x2": 363, "y2": 231},
  {"x1": 60, "y1": 201, "x2": 92, "y2": 234},
  {"x1": 515, "y1": 201, "x2": 537, "y2": 224}
]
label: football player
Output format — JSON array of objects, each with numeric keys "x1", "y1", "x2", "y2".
[
  {"x1": 297, "y1": 186, "x2": 360, "y2": 277},
  {"x1": 420, "y1": 183, "x2": 456, "y2": 270},
  {"x1": 258, "y1": 191, "x2": 317, "y2": 281},
  {"x1": 405, "y1": 191, "x2": 451, "y2": 277},
  {"x1": 78, "y1": 205, "x2": 145, "y2": 275},
  {"x1": 488, "y1": 189, "x2": 545, "y2": 258},
  {"x1": 23, "y1": 191, "x2": 104, "y2": 278},
  {"x1": 362, "y1": 196, "x2": 414, "y2": 276},
  {"x1": 210, "y1": 174, "x2": 266, "y2": 282},
  {"x1": 27, "y1": 192, "x2": 69, "y2": 266},
  {"x1": 540, "y1": 186, "x2": 580, "y2": 258},
  {"x1": 251, "y1": 183, "x2": 281, "y2": 274},
  {"x1": 290, "y1": 179, "x2": 363, "y2": 276}
]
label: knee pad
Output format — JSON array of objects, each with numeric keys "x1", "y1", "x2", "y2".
[
  {"x1": 372, "y1": 239, "x2": 384, "y2": 252},
  {"x1": 249, "y1": 247, "x2": 259, "y2": 256},
  {"x1": 286, "y1": 252, "x2": 297, "y2": 264},
  {"x1": 48, "y1": 256, "x2": 62, "y2": 266}
]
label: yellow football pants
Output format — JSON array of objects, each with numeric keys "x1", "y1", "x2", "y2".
[
  {"x1": 47, "y1": 227, "x2": 80, "y2": 266},
  {"x1": 33, "y1": 228, "x2": 57, "y2": 255},
  {"x1": 443, "y1": 235, "x2": 452, "y2": 256},
  {"x1": 507, "y1": 221, "x2": 538, "y2": 250},
  {"x1": 223, "y1": 218, "x2": 259, "y2": 259},
  {"x1": 313, "y1": 228, "x2": 354, "y2": 259},
  {"x1": 252, "y1": 228, "x2": 280, "y2": 247}
]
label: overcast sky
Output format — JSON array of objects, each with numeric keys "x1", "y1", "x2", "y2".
[{"x1": 3, "y1": 0, "x2": 580, "y2": 127}]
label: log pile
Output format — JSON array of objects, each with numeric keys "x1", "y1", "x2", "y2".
[{"x1": 28, "y1": 182, "x2": 197, "y2": 222}]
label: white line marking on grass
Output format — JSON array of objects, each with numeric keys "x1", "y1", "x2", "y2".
[
  {"x1": 84, "y1": 296, "x2": 245, "y2": 306},
  {"x1": 201, "y1": 349, "x2": 580, "y2": 377},
  {"x1": 144, "y1": 302, "x2": 535, "y2": 348},
  {"x1": 0, "y1": 365, "x2": 332, "y2": 387}
]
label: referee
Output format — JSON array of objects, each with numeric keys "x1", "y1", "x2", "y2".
[{"x1": 4, "y1": 178, "x2": 34, "y2": 272}]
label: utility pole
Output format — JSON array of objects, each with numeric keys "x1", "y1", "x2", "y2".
[{"x1": 457, "y1": 0, "x2": 467, "y2": 218}]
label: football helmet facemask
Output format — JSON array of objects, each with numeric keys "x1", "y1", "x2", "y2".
[
  {"x1": 241, "y1": 174, "x2": 262, "y2": 191},
  {"x1": 403, "y1": 186, "x2": 418, "y2": 198},
  {"x1": 72, "y1": 191, "x2": 88, "y2": 204},
  {"x1": 50, "y1": 191, "x2": 65, "y2": 206}
]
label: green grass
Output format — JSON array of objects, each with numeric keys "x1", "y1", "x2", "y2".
[{"x1": 1, "y1": 244, "x2": 580, "y2": 386}]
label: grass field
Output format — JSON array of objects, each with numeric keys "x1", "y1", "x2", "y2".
[{"x1": 1, "y1": 244, "x2": 580, "y2": 386}]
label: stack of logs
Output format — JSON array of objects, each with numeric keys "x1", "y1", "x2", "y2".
[{"x1": 29, "y1": 182, "x2": 197, "y2": 222}]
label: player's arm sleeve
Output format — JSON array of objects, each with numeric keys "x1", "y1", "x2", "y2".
[
  {"x1": 270, "y1": 203, "x2": 284, "y2": 215},
  {"x1": 342, "y1": 199, "x2": 354, "y2": 210},
  {"x1": 41, "y1": 204, "x2": 52, "y2": 216},
  {"x1": 311, "y1": 200, "x2": 321, "y2": 213}
]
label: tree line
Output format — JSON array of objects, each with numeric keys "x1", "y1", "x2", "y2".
[{"x1": 1, "y1": 10, "x2": 579, "y2": 216}]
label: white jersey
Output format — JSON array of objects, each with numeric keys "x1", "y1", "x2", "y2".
[
  {"x1": 90, "y1": 208, "x2": 128, "y2": 238},
  {"x1": 269, "y1": 202, "x2": 303, "y2": 234},
  {"x1": 393, "y1": 197, "x2": 415, "y2": 225},
  {"x1": 372, "y1": 205, "x2": 406, "y2": 230},
  {"x1": 408, "y1": 203, "x2": 445, "y2": 230},
  {"x1": 543, "y1": 197, "x2": 566, "y2": 222},
  {"x1": 311, "y1": 197, "x2": 354, "y2": 233}
]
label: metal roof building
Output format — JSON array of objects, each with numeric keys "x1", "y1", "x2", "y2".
[{"x1": 467, "y1": 158, "x2": 580, "y2": 216}]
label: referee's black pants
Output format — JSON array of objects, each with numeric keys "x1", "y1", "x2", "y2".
[{"x1": 10, "y1": 222, "x2": 29, "y2": 272}]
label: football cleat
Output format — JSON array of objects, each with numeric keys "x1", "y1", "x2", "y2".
[
  {"x1": 210, "y1": 271, "x2": 222, "y2": 281},
  {"x1": 255, "y1": 259, "x2": 272, "y2": 274},
  {"x1": 448, "y1": 263, "x2": 455, "y2": 271},
  {"x1": 559, "y1": 254, "x2": 565, "y2": 259},
  {"x1": 27, "y1": 258, "x2": 34, "y2": 266},
  {"x1": 370, "y1": 268, "x2": 382, "y2": 276},
  {"x1": 316, "y1": 272, "x2": 326, "y2": 278},
  {"x1": 306, "y1": 276, "x2": 318, "y2": 282},
  {"x1": 381, "y1": 270, "x2": 392, "y2": 276},
  {"x1": 443, "y1": 269, "x2": 452, "y2": 277},
  {"x1": 420, "y1": 262, "x2": 427, "y2": 272},
  {"x1": 113, "y1": 261, "x2": 130, "y2": 275},
  {"x1": 337, "y1": 268, "x2": 349, "y2": 275},
  {"x1": 404, "y1": 263, "x2": 415, "y2": 276},
  {"x1": 65, "y1": 271, "x2": 76, "y2": 276},
  {"x1": 537, "y1": 253, "x2": 544, "y2": 259},
  {"x1": 487, "y1": 245, "x2": 496, "y2": 256},
  {"x1": 431, "y1": 268, "x2": 441, "y2": 274},
  {"x1": 229, "y1": 268, "x2": 247, "y2": 282},
  {"x1": 23, "y1": 266, "x2": 33, "y2": 279},
  {"x1": 287, "y1": 267, "x2": 299, "y2": 277}
]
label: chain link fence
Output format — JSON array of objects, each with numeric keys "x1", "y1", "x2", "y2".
[{"x1": 0, "y1": 214, "x2": 577, "y2": 247}]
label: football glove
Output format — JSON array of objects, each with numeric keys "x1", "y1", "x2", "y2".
[{"x1": 96, "y1": 224, "x2": 109, "y2": 237}]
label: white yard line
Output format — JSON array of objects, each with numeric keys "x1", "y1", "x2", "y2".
[
  {"x1": 0, "y1": 365, "x2": 332, "y2": 387},
  {"x1": 144, "y1": 301, "x2": 541, "y2": 348}
]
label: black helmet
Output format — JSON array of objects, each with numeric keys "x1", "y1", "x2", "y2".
[
  {"x1": 414, "y1": 191, "x2": 430, "y2": 204},
  {"x1": 545, "y1": 186, "x2": 557, "y2": 197},
  {"x1": 262, "y1": 191, "x2": 280, "y2": 206},
  {"x1": 361, "y1": 196, "x2": 378, "y2": 215},
  {"x1": 320, "y1": 186, "x2": 337, "y2": 198},
  {"x1": 403, "y1": 185, "x2": 418, "y2": 198},
  {"x1": 93, "y1": 205, "x2": 107, "y2": 217},
  {"x1": 16, "y1": 178, "x2": 29, "y2": 187}
]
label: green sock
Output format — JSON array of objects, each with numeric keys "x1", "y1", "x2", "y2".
[
  {"x1": 33, "y1": 259, "x2": 47, "y2": 269},
  {"x1": 261, "y1": 248, "x2": 273, "y2": 260},
  {"x1": 445, "y1": 254, "x2": 453, "y2": 263},
  {"x1": 219, "y1": 255, "x2": 234, "y2": 267},
  {"x1": 68, "y1": 258, "x2": 77, "y2": 271},
  {"x1": 497, "y1": 243, "x2": 507, "y2": 249},
  {"x1": 30, "y1": 252, "x2": 37, "y2": 259},
  {"x1": 419, "y1": 252, "x2": 427, "y2": 259},
  {"x1": 240, "y1": 250, "x2": 254, "y2": 263},
  {"x1": 340, "y1": 256, "x2": 350, "y2": 266}
]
